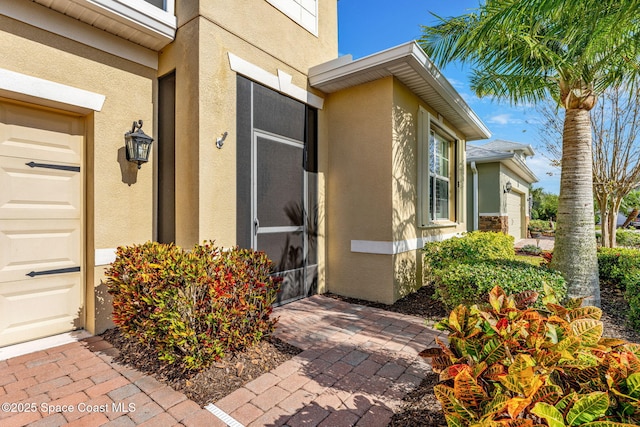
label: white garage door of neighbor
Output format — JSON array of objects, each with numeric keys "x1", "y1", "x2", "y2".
[
  {"x1": 0, "y1": 101, "x2": 83, "y2": 347},
  {"x1": 507, "y1": 191, "x2": 523, "y2": 241}
]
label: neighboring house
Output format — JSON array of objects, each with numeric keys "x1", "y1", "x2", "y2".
[
  {"x1": 0, "y1": 0, "x2": 489, "y2": 347},
  {"x1": 466, "y1": 140, "x2": 539, "y2": 240}
]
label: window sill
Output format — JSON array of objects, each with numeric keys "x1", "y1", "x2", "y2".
[{"x1": 419, "y1": 221, "x2": 459, "y2": 229}]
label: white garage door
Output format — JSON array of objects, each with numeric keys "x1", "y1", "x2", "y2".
[
  {"x1": 507, "y1": 191, "x2": 524, "y2": 241},
  {"x1": 0, "y1": 101, "x2": 83, "y2": 346}
]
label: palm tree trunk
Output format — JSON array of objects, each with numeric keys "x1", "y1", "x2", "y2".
[
  {"x1": 551, "y1": 109, "x2": 600, "y2": 306},
  {"x1": 621, "y1": 208, "x2": 639, "y2": 229}
]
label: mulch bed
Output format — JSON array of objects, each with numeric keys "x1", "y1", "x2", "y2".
[
  {"x1": 101, "y1": 279, "x2": 639, "y2": 427},
  {"x1": 100, "y1": 329, "x2": 301, "y2": 406}
]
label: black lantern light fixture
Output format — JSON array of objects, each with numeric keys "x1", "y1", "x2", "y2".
[
  {"x1": 124, "y1": 120, "x2": 154, "y2": 169},
  {"x1": 504, "y1": 181, "x2": 513, "y2": 194}
]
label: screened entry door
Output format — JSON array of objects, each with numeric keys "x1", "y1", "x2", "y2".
[
  {"x1": 253, "y1": 131, "x2": 312, "y2": 305},
  {"x1": 237, "y1": 76, "x2": 318, "y2": 306}
]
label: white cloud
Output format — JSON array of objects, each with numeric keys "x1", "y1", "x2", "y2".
[
  {"x1": 447, "y1": 78, "x2": 465, "y2": 90},
  {"x1": 487, "y1": 114, "x2": 514, "y2": 125}
]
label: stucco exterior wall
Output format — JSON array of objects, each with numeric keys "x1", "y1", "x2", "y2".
[
  {"x1": 467, "y1": 160, "x2": 533, "y2": 236},
  {"x1": 0, "y1": 15, "x2": 156, "y2": 334},
  {"x1": 326, "y1": 78, "x2": 394, "y2": 303},
  {"x1": 501, "y1": 164, "x2": 531, "y2": 207},
  {"x1": 1, "y1": 0, "x2": 338, "y2": 339},
  {"x1": 324, "y1": 77, "x2": 470, "y2": 304},
  {"x1": 467, "y1": 162, "x2": 501, "y2": 231},
  {"x1": 160, "y1": 1, "x2": 337, "y2": 249},
  {"x1": 195, "y1": 0, "x2": 338, "y2": 74}
]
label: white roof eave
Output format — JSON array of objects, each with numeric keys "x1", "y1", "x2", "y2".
[
  {"x1": 309, "y1": 41, "x2": 491, "y2": 141},
  {"x1": 467, "y1": 153, "x2": 539, "y2": 183}
]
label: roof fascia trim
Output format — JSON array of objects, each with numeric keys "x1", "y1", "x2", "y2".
[{"x1": 309, "y1": 41, "x2": 491, "y2": 140}]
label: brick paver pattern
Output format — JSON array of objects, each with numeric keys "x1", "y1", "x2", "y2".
[
  {"x1": 0, "y1": 295, "x2": 445, "y2": 426},
  {"x1": 215, "y1": 295, "x2": 446, "y2": 427},
  {"x1": 0, "y1": 338, "x2": 224, "y2": 426}
]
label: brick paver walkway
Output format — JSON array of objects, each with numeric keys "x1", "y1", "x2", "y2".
[
  {"x1": 515, "y1": 236, "x2": 555, "y2": 251},
  {"x1": 214, "y1": 295, "x2": 445, "y2": 427},
  {"x1": 0, "y1": 295, "x2": 444, "y2": 426},
  {"x1": 0, "y1": 336, "x2": 221, "y2": 427}
]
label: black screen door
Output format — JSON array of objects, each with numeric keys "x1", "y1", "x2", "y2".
[{"x1": 237, "y1": 76, "x2": 317, "y2": 305}]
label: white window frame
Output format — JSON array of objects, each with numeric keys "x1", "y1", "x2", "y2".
[{"x1": 417, "y1": 107, "x2": 463, "y2": 228}]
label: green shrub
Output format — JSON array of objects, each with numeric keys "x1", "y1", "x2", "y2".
[
  {"x1": 520, "y1": 244, "x2": 542, "y2": 255},
  {"x1": 433, "y1": 259, "x2": 566, "y2": 309},
  {"x1": 598, "y1": 247, "x2": 640, "y2": 330},
  {"x1": 615, "y1": 229, "x2": 640, "y2": 248},
  {"x1": 528, "y1": 219, "x2": 553, "y2": 233},
  {"x1": 105, "y1": 241, "x2": 280, "y2": 370},
  {"x1": 421, "y1": 286, "x2": 640, "y2": 426},
  {"x1": 423, "y1": 231, "x2": 514, "y2": 272}
]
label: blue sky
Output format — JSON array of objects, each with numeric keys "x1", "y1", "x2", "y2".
[{"x1": 337, "y1": 0, "x2": 560, "y2": 194}]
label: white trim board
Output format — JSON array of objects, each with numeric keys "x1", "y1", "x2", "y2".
[
  {"x1": 0, "y1": 68, "x2": 105, "y2": 114},
  {"x1": 228, "y1": 53, "x2": 324, "y2": 109},
  {"x1": 0, "y1": 330, "x2": 92, "y2": 361},
  {"x1": 351, "y1": 233, "x2": 461, "y2": 255},
  {"x1": 95, "y1": 248, "x2": 117, "y2": 266},
  {"x1": 479, "y1": 212, "x2": 507, "y2": 216}
]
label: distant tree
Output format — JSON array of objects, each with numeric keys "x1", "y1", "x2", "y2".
[
  {"x1": 420, "y1": 0, "x2": 640, "y2": 306},
  {"x1": 538, "y1": 85, "x2": 640, "y2": 247},
  {"x1": 530, "y1": 187, "x2": 544, "y2": 220},
  {"x1": 530, "y1": 187, "x2": 558, "y2": 221}
]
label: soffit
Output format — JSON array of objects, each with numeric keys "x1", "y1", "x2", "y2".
[
  {"x1": 467, "y1": 143, "x2": 538, "y2": 183},
  {"x1": 31, "y1": 0, "x2": 176, "y2": 50},
  {"x1": 309, "y1": 41, "x2": 491, "y2": 141}
]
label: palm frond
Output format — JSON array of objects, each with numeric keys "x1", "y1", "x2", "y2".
[{"x1": 420, "y1": 0, "x2": 640, "y2": 105}]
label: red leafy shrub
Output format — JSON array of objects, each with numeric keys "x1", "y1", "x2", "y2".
[
  {"x1": 105, "y1": 241, "x2": 280, "y2": 370},
  {"x1": 420, "y1": 286, "x2": 640, "y2": 426}
]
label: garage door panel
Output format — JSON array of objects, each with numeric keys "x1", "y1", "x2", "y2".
[
  {"x1": 0, "y1": 274, "x2": 82, "y2": 346},
  {"x1": 507, "y1": 192, "x2": 523, "y2": 240},
  {"x1": 0, "y1": 101, "x2": 83, "y2": 346},
  {"x1": 0, "y1": 219, "x2": 80, "y2": 282},
  {"x1": 0, "y1": 103, "x2": 82, "y2": 164},
  {"x1": 0, "y1": 156, "x2": 80, "y2": 219}
]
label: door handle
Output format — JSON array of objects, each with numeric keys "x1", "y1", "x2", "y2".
[
  {"x1": 25, "y1": 161, "x2": 80, "y2": 173},
  {"x1": 254, "y1": 218, "x2": 259, "y2": 236},
  {"x1": 26, "y1": 266, "x2": 81, "y2": 277}
]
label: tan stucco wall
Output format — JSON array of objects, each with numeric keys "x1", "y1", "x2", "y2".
[
  {"x1": 391, "y1": 80, "x2": 467, "y2": 301},
  {"x1": 160, "y1": 1, "x2": 337, "y2": 249},
  {"x1": 0, "y1": 16, "x2": 156, "y2": 333},
  {"x1": 325, "y1": 78, "x2": 394, "y2": 303},
  {"x1": 324, "y1": 77, "x2": 470, "y2": 304},
  {"x1": 184, "y1": 0, "x2": 338, "y2": 76}
]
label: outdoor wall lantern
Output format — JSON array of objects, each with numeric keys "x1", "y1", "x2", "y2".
[
  {"x1": 504, "y1": 181, "x2": 513, "y2": 194},
  {"x1": 125, "y1": 120, "x2": 154, "y2": 169}
]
